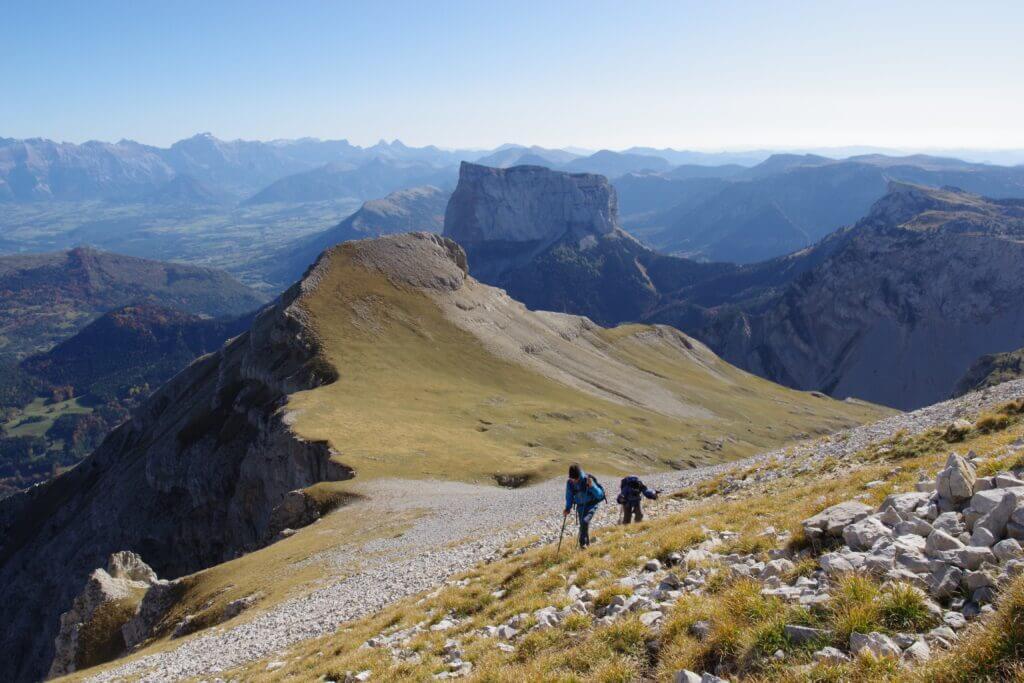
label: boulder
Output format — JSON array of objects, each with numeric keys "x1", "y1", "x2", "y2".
[
  {"x1": 903, "y1": 638, "x2": 932, "y2": 663},
  {"x1": 932, "y1": 512, "x2": 966, "y2": 536},
  {"x1": 995, "y1": 474, "x2": 1024, "y2": 489},
  {"x1": 895, "y1": 518, "x2": 933, "y2": 537},
  {"x1": 760, "y1": 559, "x2": 795, "y2": 579},
  {"x1": 802, "y1": 501, "x2": 872, "y2": 539},
  {"x1": 971, "y1": 527, "x2": 997, "y2": 547},
  {"x1": 964, "y1": 569, "x2": 996, "y2": 591},
  {"x1": 784, "y1": 624, "x2": 831, "y2": 646},
  {"x1": 880, "y1": 492, "x2": 931, "y2": 516},
  {"x1": 850, "y1": 631, "x2": 902, "y2": 659},
  {"x1": 813, "y1": 646, "x2": 851, "y2": 664},
  {"x1": 928, "y1": 564, "x2": 964, "y2": 599},
  {"x1": 993, "y1": 539, "x2": 1023, "y2": 563},
  {"x1": 936, "y1": 453, "x2": 976, "y2": 504},
  {"x1": 844, "y1": 516, "x2": 892, "y2": 551},
  {"x1": 957, "y1": 546, "x2": 997, "y2": 571},
  {"x1": 639, "y1": 610, "x2": 663, "y2": 626},
  {"x1": 820, "y1": 550, "x2": 866, "y2": 576},
  {"x1": 673, "y1": 672, "x2": 703, "y2": 683},
  {"x1": 925, "y1": 530, "x2": 964, "y2": 557}
]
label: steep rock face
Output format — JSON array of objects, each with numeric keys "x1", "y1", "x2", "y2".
[
  {"x1": 444, "y1": 162, "x2": 728, "y2": 325},
  {"x1": 445, "y1": 162, "x2": 617, "y2": 248},
  {"x1": 954, "y1": 347, "x2": 1024, "y2": 396},
  {"x1": 0, "y1": 266, "x2": 349, "y2": 682},
  {"x1": 694, "y1": 184, "x2": 1024, "y2": 409}
]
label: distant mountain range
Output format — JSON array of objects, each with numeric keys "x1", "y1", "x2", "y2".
[
  {"x1": 0, "y1": 134, "x2": 468, "y2": 204},
  {"x1": 618, "y1": 153, "x2": 1024, "y2": 263},
  {"x1": 246, "y1": 158, "x2": 454, "y2": 205},
  {"x1": 5, "y1": 133, "x2": 1024, "y2": 271}
]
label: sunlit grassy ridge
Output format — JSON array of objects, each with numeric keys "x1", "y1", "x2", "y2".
[
  {"x1": 287, "y1": 243, "x2": 885, "y2": 485},
  {"x1": 222, "y1": 403, "x2": 1024, "y2": 682}
]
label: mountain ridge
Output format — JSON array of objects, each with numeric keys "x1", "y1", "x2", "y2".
[{"x1": 0, "y1": 232, "x2": 884, "y2": 680}]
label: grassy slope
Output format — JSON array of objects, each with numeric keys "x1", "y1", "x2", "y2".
[
  {"x1": 288, "y1": 246, "x2": 885, "y2": 486},
  {"x1": 218, "y1": 402, "x2": 1024, "y2": 683},
  {"x1": 59, "y1": 244, "x2": 889, "y2": 681}
]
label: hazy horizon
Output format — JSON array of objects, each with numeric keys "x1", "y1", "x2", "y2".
[{"x1": 3, "y1": 1, "x2": 1023, "y2": 152}]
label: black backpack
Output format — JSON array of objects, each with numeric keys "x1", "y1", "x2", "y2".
[{"x1": 618, "y1": 476, "x2": 642, "y2": 503}]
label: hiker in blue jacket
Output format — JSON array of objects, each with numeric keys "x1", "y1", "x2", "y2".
[
  {"x1": 617, "y1": 475, "x2": 658, "y2": 524},
  {"x1": 563, "y1": 463, "x2": 605, "y2": 548}
]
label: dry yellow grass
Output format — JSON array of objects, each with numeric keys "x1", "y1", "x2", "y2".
[{"x1": 288, "y1": 245, "x2": 885, "y2": 487}]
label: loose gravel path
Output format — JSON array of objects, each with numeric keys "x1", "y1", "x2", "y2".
[{"x1": 88, "y1": 380, "x2": 1024, "y2": 681}]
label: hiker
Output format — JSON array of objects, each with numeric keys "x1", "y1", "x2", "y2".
[
  {"x1": 617, "y1": 475, "x2": 658, "y2": 524},
  {"x1": 563, "y1": 463, "x2": 605, "y2": 548}
]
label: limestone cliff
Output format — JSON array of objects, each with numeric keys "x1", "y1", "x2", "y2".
[
  {"x1": 444, "y1": 162, "x2": 617, "y2": 247},
  {"x1": 443, "y1": 162, "x2": 726, "y2": 325},
  {"x1": 0, "y1": 263, "x2": 349, "y2": 683}
]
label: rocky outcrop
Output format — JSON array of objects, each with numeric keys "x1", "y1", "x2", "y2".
[
  {"x1": 0, "y1": 260, "x2": 350, "y2": 682},
  {"x1": 954, "y1": 347, "x2": 1024, "y2": 396},
  {"x1": 49, "y1": 552, "x2": 159, "y2": 678}
]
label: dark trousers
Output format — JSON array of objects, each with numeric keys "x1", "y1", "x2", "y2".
[
  {"x1": 578, "y1": 506, "x2": 597, "y2": 547},
  {"x1": 622, "y1": 501, "x2": 643, "y2": 524}
]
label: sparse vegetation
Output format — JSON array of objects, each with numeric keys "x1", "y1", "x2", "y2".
[{"x1": 149, "y1": 404, "x2": 1024, "y2": 683}]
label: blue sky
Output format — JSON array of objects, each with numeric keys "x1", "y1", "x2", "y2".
[{"x1": 2, "y1": 0, "x2": 1022, "y2": 150}]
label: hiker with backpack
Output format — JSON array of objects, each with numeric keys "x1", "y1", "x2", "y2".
[
  {"x1": 617, "y1": 475, "x2": 658, "y2": 524},
  {"x1": 563, "y1": 463, "x2": 605, "y2": 548}
]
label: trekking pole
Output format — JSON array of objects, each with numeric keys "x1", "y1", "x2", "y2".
[{"x1": 556, "y1": 513, "x2": 568, "y2": 557}]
